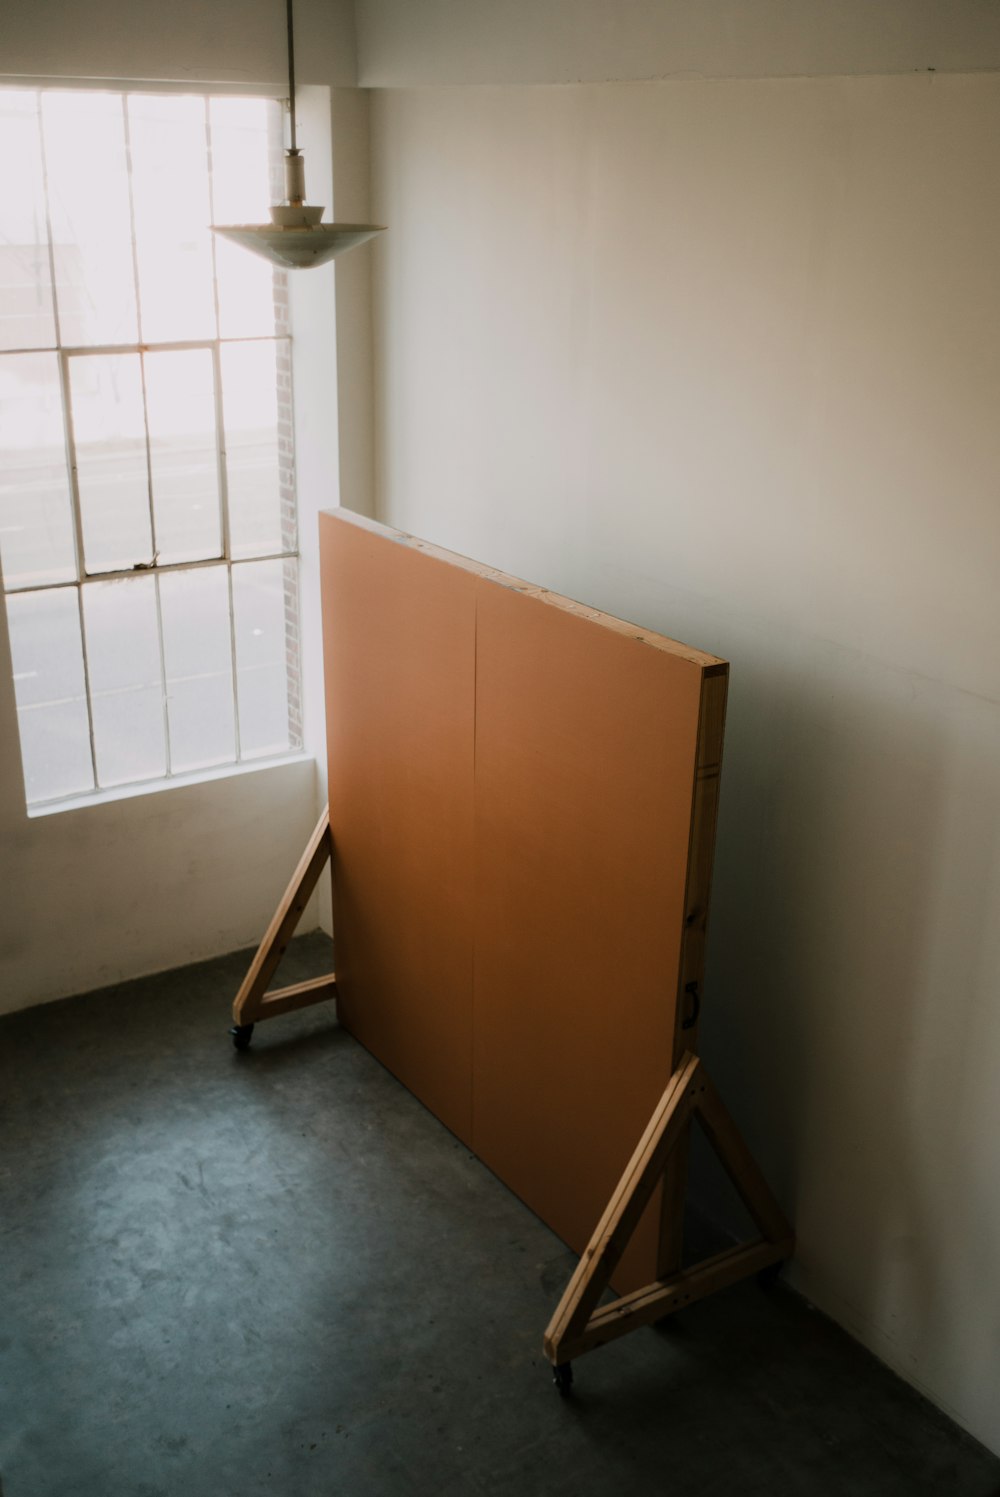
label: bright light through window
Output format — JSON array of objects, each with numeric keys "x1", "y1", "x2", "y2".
[{"x1": 0, "y1": 87, "x2": 302, "y2": 807}]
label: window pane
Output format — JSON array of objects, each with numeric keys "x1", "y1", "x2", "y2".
[
  {"x1": 83, "y1": 575, "x2": 165, "y2": 786},
  {"x1": 69, "y1": 352, "x2": 152, "y2": 573},
  {"x1": 211, "y1": 97, "x2": 282, "y2": 340},
  {"x1": 7, "y1": 588, "x2": 94, "y2": 802},
  {"x1": 221, "y1": 340, "x2": 288, "y2": 558},
  {"x1": 0, "y1": 352, "x2": 76, "y2": 588},
  {"x1": 145, "y1": 349, "x2": 221, "y2": 565},
  {"x1": 129, "y1": 95, "x2": 216, "y2": 343},
  {"x1": 42, "y1": 91, "x2": 138, "y2": 346},
  {"x1": 159, "y1": 566, "x2": 235, "y2": 772},
  {"x1": 0, "y1": 88, "x2": 300, "y2": 809},
  {"x1": 232, "y1": 558, "x2": 293, "y2": 757},
  {"x1": 0, "y1": 90, "x2": 57, "y2": 351}
]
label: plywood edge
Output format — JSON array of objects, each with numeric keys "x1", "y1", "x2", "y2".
[
  {"x1": 670, "y1": 665, "x2": 728, "y2": 1059},
  {"x1": 319, "y1": 509, "x2": 726, "y2": 672},
  {"x1": 657, "y1": 664, "x2": 729, "y2": 1274}
]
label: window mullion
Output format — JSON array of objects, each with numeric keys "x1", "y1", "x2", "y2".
[
  {"x1": 121, "y1": 96, "x2": 159, "y2": 568},
  {"x1": 211, "y1": 342, "x2": 231, "y2": 563},
  {"x1": 205, "y1": 96, "x2": 222, "y2": 344},
  {"x1": 61, "y1": 337, "x2": 278, "y2": 357},
  {"x1": 41, "y1": 94, "x2": 87, "y2": 595},
  {"x1": 226, "y1": 564, "x2": 243, "y2": 765},
  {"x1": 59, "y1": 351, "x2": 87, "y2": 585},
  {"x1": 13, "y1": 552, "x2": 295, "y2": 593},
  {"x1": 153, "y1": 571, "x2": 173, "y2": 778},
  {"x1": 35, "y1": 89, "x2": 63, "y2": 351},
  {"x1": 206, "y1": 94, "x2": 241, "y2": 772},
  {"x1": 138, "y1": 349, "x2": 159, "y2": 563},
  {"x1": 74, "y1": 585, "x2": 100, "y2": 794},
  {"x1": 122, "y1": 93, "x2": 144, "y2": 346},
  {"x1": 205, "y1": 95, "x2": 231, "y2": 563}
]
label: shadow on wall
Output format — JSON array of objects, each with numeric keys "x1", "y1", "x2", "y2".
[{"x1": 685, "y1": 617, "x2": 1000, "y2": 1410}]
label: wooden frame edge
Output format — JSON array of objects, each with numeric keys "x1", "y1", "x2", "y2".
[
  {"x1": 658, "y1": 667, "x2": 730, "y2": 1278},
  {"x1": 544, "y1": 1051, "x2": 793, "y2": 1370},
  {"x1": 232, "y1": 805, "x2": 337, "y2": 1027}
]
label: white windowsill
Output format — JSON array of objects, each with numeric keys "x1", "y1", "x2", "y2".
[{"x1": 27, "y1": 750, "x2": 313, "y2": 819}]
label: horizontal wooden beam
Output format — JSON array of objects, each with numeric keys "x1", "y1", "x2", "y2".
[
  {"x1": 543, "y1": 1049, "x2": 795, "y2": 1372},
  {"x1": 233, "y1": 805, "x2": 332, "y2": 1026},
  {"x1": 543, "y1": 1054, "x2": 702, "y2": 1355},
  {"x1": 249, "y1": 974, "x2": 338, "y2": 1022},
  {"x1": 548, "y1": 1236, "x2": 793, "y2": 1363}
]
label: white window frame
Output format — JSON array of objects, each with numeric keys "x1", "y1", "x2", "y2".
[{"x1": 1, "y1": 81, "x2": 303, "y2": 810}]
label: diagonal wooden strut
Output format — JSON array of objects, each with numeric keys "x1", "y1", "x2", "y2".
[
  {"x1": 544, "y1": 1052, "x2": 794, "y2": 1367},
  {"x1": 232, "y1": 805, "x2": 337, "y2": 1029}
]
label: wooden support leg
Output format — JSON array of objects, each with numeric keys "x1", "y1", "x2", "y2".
[
  {"x1": 230, "y1": 805, "x2": 337, "y2": 1048},
  {"x1": 544, "y1": 1052, "x2": 793, "y2": 1375}
]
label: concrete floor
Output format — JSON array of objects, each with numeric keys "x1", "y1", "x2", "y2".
[{"x1": 2, "y1": 935, "x2": 998, "y2": 1497}]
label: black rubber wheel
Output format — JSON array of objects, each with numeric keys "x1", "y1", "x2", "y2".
[
  {"x1": 553, "y1": 1362, "x2": 574, "y2": 1397},
  {"x1": 230, "y1": 1023, "x2": 254, "y2": 1052},
  {"x1": 757, "y1": 1260, "x2": 785, "y2": 1290}
]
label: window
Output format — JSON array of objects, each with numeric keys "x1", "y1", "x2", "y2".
[{"x1": 0, "y1": 86, "x2": 302, "y2": 808}]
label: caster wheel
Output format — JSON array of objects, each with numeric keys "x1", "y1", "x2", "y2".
[
  {"x1": 757, "y1": 1260, "x2": 785, "y2": 1290},
  {"x1": 552, "y1": 1362, "x2": 574, "y2": 1397},
  {"x1": 230, "y1": 1023, "x2": 254, "y2": 1052}
]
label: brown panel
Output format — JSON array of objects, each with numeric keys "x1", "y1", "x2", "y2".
[
  {"x1": 320, "y1": 512, "x2": 477, "y2": 1143},
  {"x1": 320, "y1": 511, "x2": 728, "y2": 1295},
  {"x1": 471, "y1": 581, "x2": 706, "y2": 1291}
]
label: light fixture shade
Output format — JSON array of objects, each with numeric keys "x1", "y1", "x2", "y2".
[
  {"x1": 212, "y1": 0, "x2": 386, "y2": 271},
  {"x1": 212, "y1": 222, "x2": 384, "y2": 270}
]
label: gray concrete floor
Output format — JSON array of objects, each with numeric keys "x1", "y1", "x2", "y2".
[{"x1": 2, "y1": 933, "x2": 998, "y2": 1497}]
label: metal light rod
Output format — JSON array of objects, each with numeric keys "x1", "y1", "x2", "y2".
[{"x1": 211, "y1": 0, "x2": 385, "y2": 270}]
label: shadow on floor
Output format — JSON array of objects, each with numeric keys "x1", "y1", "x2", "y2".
[{"x1": 1, "y1": 935, "x2": 998, "y2": 1497}]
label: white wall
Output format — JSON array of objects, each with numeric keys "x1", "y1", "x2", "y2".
[
  {"x1": 357, "y1": 0, "x2": 1000, "y2": 86},
  {"x1": 0, "y1": 0, "x2": 371, "y2": 1009},
  {"x1": 368, "y1": 74, "x2": 1000, "y2": 1453},
  {"x1": 6, "y1": 0, "x2": 1000, "y2": 1456}
]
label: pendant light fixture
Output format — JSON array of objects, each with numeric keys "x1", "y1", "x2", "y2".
[{"x1": 212, "y1": 0, "x2": 384, "y2": 269}]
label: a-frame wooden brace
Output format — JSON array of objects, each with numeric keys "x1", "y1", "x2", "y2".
[
  {"x1": 544, "y1": 1051, "x2": 794, "y2": 1380},
  {"x1": 230, "y1": 805, "x2": 337, "y2": 1049}
]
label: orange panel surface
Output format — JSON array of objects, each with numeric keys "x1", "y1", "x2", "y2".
[
  {"x1": 471, "y1": 582, "x2": 704, "y2": 1289},
  {"x1": 320, "y1": 514, "x2": 477, "y2": 1143},
  {"x1": 320, "y1": 511, "x2": 726, "y2": 1290}
]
